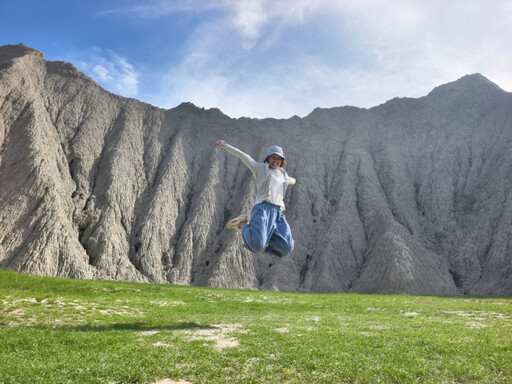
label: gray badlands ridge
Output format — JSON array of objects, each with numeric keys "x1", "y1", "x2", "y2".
[{"x1": 1, "y1": 44, "x2": 511, "y2": 296}]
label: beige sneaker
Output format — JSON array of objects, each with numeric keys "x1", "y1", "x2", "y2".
[{"x1": 227, "y1": 214, "x2": 247, "y2": 230}]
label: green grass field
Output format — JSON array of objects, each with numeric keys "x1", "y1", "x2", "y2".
[{"x1": 1, "y1": 269, "x2": 510, "y2": 383}]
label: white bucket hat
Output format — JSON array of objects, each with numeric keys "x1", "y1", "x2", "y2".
[{"x1": 266, "y1": 145, "x2": 285, "y2": 159}]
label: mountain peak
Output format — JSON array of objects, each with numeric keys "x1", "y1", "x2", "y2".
[
  {"x1": 427, "y1": 73, "x2": 505, "y2": 99},
  {"x1": 0, "y1": 43, "x2": 44, "y2": 63}
]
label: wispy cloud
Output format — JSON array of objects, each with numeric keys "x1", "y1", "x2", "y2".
[
  {"x1": 338, "y1": 0, "x2": 512, "y2": 94},
  {"x1": 72, "y1": 48, "x2": 139, "y2": 97},
  {"x1": 102, "y1": 0, "x2": 512, "y2": 118},
  {"x1": 98, "y1": 0, "x2": 222, "y2": 18}
]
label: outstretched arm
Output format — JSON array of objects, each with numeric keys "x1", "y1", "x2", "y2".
[{"x1": 216, "y1": 140, "x2": 258, "y2": 176}]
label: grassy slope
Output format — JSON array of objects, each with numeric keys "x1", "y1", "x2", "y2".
[{"x1": 0, "y1": 269, "x2": 511, "y2": 383}]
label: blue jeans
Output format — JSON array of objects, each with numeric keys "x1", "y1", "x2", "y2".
[{"x1": 242, "y1": 202, "x2": 294, "y2": 257}]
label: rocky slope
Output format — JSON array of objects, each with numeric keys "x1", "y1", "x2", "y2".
[{"x1": 1, "y1": 44, "x2": 511, "y2": 296}]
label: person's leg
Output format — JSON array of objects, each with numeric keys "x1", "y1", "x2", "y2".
[
  {"x1": 264, "y1": 211, "x2": 294, "y2": 257},
  {"x1": 241, "y1": 203, "x2": 277, "y2": 253}
]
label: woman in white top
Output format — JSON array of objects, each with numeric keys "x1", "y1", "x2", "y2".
[{"x1": 216, "y1": 140, "x2": 296, "y2": 257}]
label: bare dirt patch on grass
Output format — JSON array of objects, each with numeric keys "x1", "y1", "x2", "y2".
[
  {"x1": 150, "y1": 379, "x2": 193, "y2": 384},
  {"x1": 176, "y1": 323, "x2": 245, "y2": 350},
  {"x1": 1, "y1": 296, "x2": 144, "y2": 327}
]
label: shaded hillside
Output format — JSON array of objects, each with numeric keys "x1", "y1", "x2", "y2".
[{"x1": 1, "y1": 44, "x2": 511, "y2": 296}]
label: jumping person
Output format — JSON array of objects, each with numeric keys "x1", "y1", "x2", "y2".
[{"x1": 216, "y1": 140, "x2": 296, "y2": 257}]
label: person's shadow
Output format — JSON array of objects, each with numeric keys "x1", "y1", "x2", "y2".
[{"x1": 34, "y1": 322, "x2": 217, "y2": 332}]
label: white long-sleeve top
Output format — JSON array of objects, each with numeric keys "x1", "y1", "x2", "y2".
[{"x1": 219, "y1": 142, "x2": 296, "y2": 211}]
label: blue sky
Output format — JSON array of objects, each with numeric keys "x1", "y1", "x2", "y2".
[{"x1": 1, "y1": 0, "x2": 511, "y2": 118}]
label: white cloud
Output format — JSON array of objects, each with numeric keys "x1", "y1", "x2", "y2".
[
  {"x1": 227, "y1": 0, "x2": 267, "y2": 42},
  {"x1": 222, "y1": 0, "x2": 330, "y2": 48},
  {"x1": 116, "y1": 0, "x2": 512, "y2": 118},
  {"x1": 73, "y1": 48, "x2": 139, "y2": 97},
  {"x1": 332, "y1": 0, "x2": 512, "y2": 88}
]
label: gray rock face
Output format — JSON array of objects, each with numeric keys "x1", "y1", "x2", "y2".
[{"x1": 1, "y1": 44, "x2": 511, "y2": 296}]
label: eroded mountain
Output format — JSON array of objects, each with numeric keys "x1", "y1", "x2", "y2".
[{"x1": 1, "y1": 44, "x2": 511, "y2": 296}]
